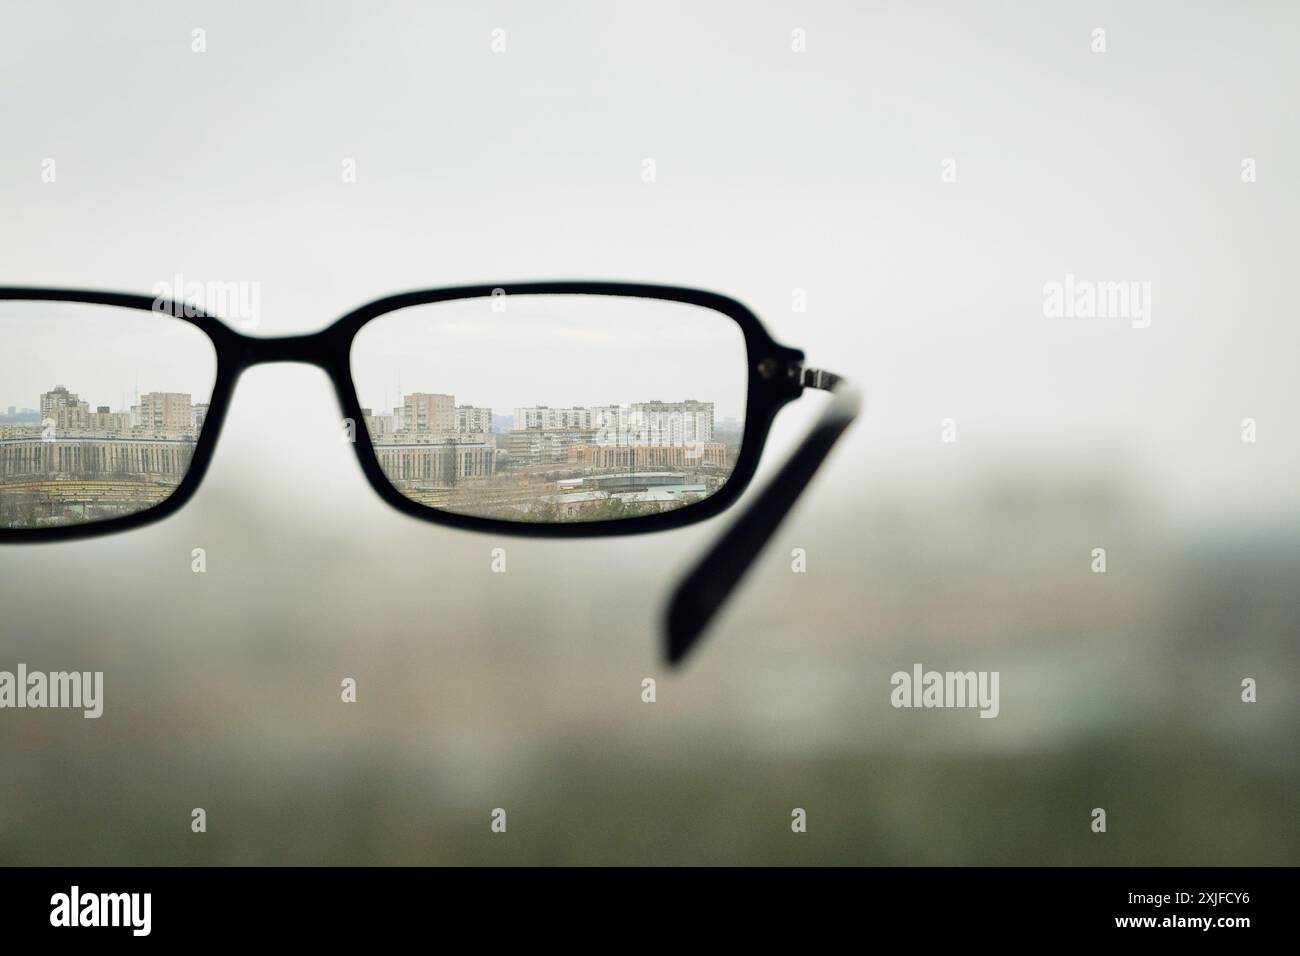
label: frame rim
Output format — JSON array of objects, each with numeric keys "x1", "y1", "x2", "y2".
[
  {"x1": 0, "y1": 282, "x2": 805, "y2": 542},
  {"x1": 0, "y1": 288, "x2": 237, "y2": 543}
]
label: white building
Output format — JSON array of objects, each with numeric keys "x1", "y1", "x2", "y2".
[
  {"x1": 628, "y1": 400, "x2": 714, "y2": 445},
  {"x1": 456, "y1": 405, "x2": 493, "y2": 433},
  {"x1": 512, "y1": 406, "x2": 594, "y2": 430}
]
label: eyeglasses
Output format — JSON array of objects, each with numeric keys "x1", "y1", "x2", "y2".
[{"x1": 0, "y1": 282, "x2": 858, "y2": 662}]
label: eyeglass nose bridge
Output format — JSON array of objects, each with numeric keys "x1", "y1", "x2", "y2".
[{"x1": 231, "y1": 328, "x2": 340, "y2": 370}]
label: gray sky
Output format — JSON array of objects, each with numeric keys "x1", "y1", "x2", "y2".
[
  {"x1": 0, "y1": 304, "x2": 216, "y2": 411},
  {"x1": 2, "y1": 1, "x2": 1297, "y2": 524},
  {"x1": 351, "y1": 295, "x2": 747, "y2": 418}
]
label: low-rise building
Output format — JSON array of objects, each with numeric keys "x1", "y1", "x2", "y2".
[{"x1": 567, "y1": 442, "x2": 726, "y2": 470}]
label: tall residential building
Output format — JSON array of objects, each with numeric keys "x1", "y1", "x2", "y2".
[
  {"x1": 455, "y1": 405, "x2": 493, "y2": 433},
  {"x1": 56, "y1": 405, "x2": 92, "y2": 433},
  {"x1": 512, "y1": 406, "x2": 593, "y2": 431},
  {"x1": 403, "y1": 393, "x2": 455, "y2": 435},
  {"x1": 136, "y1": 392, "x2": 194, "y2": 436},
  {"x1": 629, "y1": 399, "x2": 714, "y2": 445},
  {"x1": 361, "y1": 408, "x2": 394, "y2": 443},
  {"x1": 87, "y1": 406, "x2": 132, "y2": 436},
  {"x1": 40, "y1": 386, "x2": 88, "y2": 425},
  {"x1": 588, "y1": 404, "x2": 626, "y2": 437}
]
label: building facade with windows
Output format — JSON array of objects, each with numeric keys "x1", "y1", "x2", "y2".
[
  {"x1": 567, "y1": 442, "x2": 726, "y2": 469},
  {"x1": 403, "y1": 393, "x2": 455, "y2": 435},
  {"x1": 373, "y1": 440, "x2": 496, "y2": 484}
]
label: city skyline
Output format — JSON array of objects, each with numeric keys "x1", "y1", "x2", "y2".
[
  {"x1": 2, "y1": 380, "x2": 733, "y2": 440},
  {"x1": 361, "y1": 392, "x2": 727, "y2": 444},
  {"x1": 0, "y1": 383, "x2": 207, "y2": 440},
  {"x1": 1, "y1": 378, "x2": 737, "y2": 529}
]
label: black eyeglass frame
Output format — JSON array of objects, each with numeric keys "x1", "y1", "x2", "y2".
[
  {"x1": 1, "y1": 281, "x2": 859, "y2": 663},
  {"x1": 0, "y1": 282, "x2": 806, "y2": 544}
]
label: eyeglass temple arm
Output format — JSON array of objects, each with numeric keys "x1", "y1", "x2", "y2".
[{"x1": 664, "y1": 368, "x2": 862, "y2": 665}]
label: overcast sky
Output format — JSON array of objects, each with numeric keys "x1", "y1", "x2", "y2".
[
  {"x1": 2, "y1": 1, "x2": 1296, "y2": 524},
  {"x1": 351, "y1": 295, "x2": 748, "y2": 418}
]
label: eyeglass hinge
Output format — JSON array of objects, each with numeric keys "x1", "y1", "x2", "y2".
[{"x1": 788, "y1": 363, "x2": 843, "y2": 391}]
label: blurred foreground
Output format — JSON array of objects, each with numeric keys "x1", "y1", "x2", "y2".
[{"x1": 1, "y1": 475, "x2": 1294, "y2": 865}]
